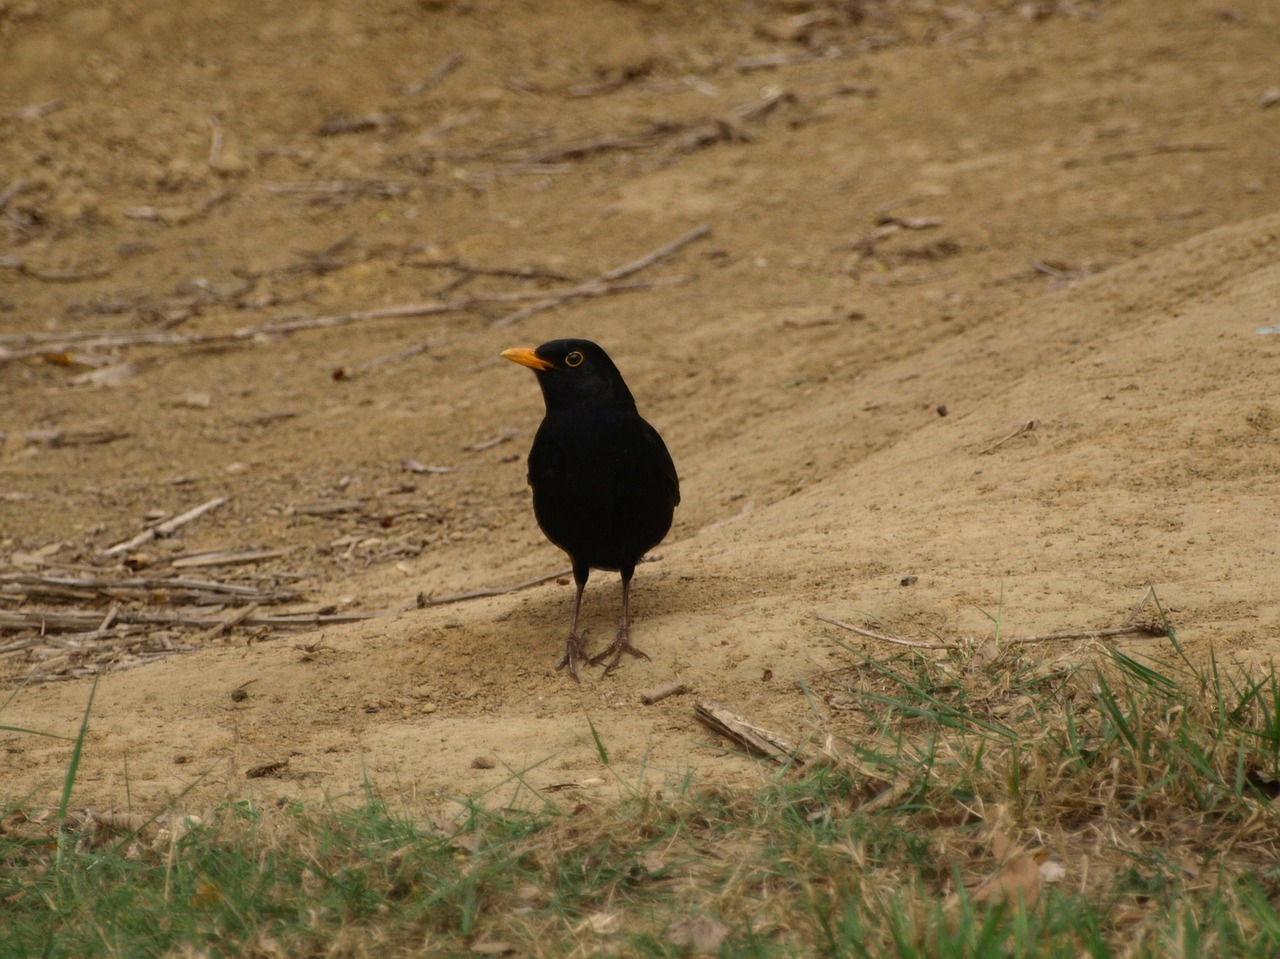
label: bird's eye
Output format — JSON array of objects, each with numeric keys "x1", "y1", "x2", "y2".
[{"x1": 565, "y1": 351, "x2": 584, "y2": 367}]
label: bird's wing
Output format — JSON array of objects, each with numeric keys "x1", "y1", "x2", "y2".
[{"x1": 638, "y1": 418, "x2": 681, "y2": 508}]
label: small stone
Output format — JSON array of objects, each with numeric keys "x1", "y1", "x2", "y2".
[{"x1": 471, "y1": 755, "x2": 497, "y2": 769}]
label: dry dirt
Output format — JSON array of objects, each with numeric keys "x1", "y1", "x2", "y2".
[{"x1": 2, "y1": 0, "x2": 1279, "y2": 814}]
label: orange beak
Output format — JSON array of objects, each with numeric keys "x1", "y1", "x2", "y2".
[{"x1": 501, "y1": 347, "x2": 555, "y2": 371}]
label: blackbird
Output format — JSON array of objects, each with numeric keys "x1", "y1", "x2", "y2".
[{"x1": 502, "y1": 339, "x2": 679, "y2": 679}]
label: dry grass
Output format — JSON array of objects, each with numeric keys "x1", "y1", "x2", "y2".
[{"x1": 4, "y1": 618, "x2": 1280, "y2": 958}]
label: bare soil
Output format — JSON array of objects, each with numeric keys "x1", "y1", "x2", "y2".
[{"x1": 2, "y1": 0, "x2": 1279, "y2": 812}]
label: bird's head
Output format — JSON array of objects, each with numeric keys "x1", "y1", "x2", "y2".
[{"x1": 501, "y1": 339, "x2": 636, "y2": 412}]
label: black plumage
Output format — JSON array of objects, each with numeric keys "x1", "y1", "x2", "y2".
[{"x1": 502, "y1": 338, "x2": 680, "y2": 679}]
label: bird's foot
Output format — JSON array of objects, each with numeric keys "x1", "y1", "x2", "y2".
[
  {"x1": 588, "y1": 626, "x2": 650, "y2": 676},
  {"x1": 555, "y1": 630, "x2": 592, "y2": 682}
]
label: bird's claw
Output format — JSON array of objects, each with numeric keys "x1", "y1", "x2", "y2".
[
  {"x1": 555, "y1": 630, "x2": 591, "y2": 683},
  {"x1": 589, "y1": 629, "x2": 650, "y2": 676}
]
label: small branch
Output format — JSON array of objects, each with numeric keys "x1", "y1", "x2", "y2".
[
  {"x1": 196, "y1": 602, "x2": 261, "y2": 643},
  {"x1": 405, "y1": 52, "x2": 465, "y2": 95},
  {"x1": 416, "y1": 568, "x2": 572, "y2": 608},
  {"x1": 816, "y1": 613, "x2": 953, "y2": 649},
  {"x1": 169, "y1": 547, "x2": 289, "y2": 570},
  {"x1": 408, "y1": 257, "x2": 577, "y2": 283},
  {"x1": 1003, "y1": 622, "x2": 1167, "y2": 645},
  {"x1": 0, "y1": 428, "x2": 128, "y2": 447},
  {"x1": 979, "y1": 420, "x2": 1037, "y2": 456},
  {"x1": 0, "y1": 572, "x2": 299, "y2": 606},
  {"x1": 100, "y1": 496, "x2": 228, "y2": 557},
  {"x1": 0, "y1": 178, "x2": 26, "y2": 212},
  {"x1": 601, "y1": 223, "x2": 711, "y2": 282},
  {"x1": 265, "y1": 180, "x2": 409, "y2": 198},
  {"x1": 1, "y1": 278, "x2": 686, "y2": 363},
  {"x1": 640, "y1": 679, "x2": 690, "y2": 705},
  {"x1": 467, "y1": 428, "x2": 519, "y2": 452},
  {"x1": 816, "y1": 612, "x2": 1169, "y2": 650},
  {"x1": 207, "y1": 116, "x2": 224, "y2": 168},
  {"x1": 489, "y1": 275, "x2": 689, "y2": 328},
  {"x1": 490, "y1": 224, "x2": 709, "y2": 328},
  {"x1": 694, "y1": 700, "x2": 803, "y2": 765},
  {"x1": 0, "y1": 607, "x2": 391, "y2": 635}
]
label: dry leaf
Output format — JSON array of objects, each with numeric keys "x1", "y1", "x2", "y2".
[
  {"x1": 450, "y1": 832, "x2": 482, "y2": 854},
  {"x1": 666, "y1": 916, "x2": 730, "y2": 954},
  {"x1": 1040, "y1": 858, "x2": 1067, "y2": 884},
  {"x1": 972, "y1": 850, "x2": 1043, "y2": 908},
  {"x1": 190, "y1": 881, "x2": 222, "y2": 908}
]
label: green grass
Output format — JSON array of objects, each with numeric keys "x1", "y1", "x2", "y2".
[{"x1": 4, "y1": 626, "x2": 1280, "y2": 958}]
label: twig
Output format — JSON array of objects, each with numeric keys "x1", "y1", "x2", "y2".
[
  {"x1": 207, "y1": 116, "x2": 224, "y2": 168},
  {"x1": 0, "y1": 607, "x2": 391, "y2": 634},
  {"x1": 489, "y1": 275, "x2": 689, "y2": 328},
  {"x1": 15, "y1": 263, "x2": 111, "y2": 283},
  {"x1": 640, "y1": 679, "x2": 689, "y2": 705},
  {"x1": 815, "y1": 613, "x2": 953, "y2": 649},
  {"x1": 196, "y1": 602, "x2": 260, "y2": 643},
  {"x1": 1064, "y1": 141, "x2": 1228, "y2": 169},
  {"x1": 0, "y1": 178, "x2": 26, "y2": 212},
  {"x1": 600, "y1": 224, "x2": 711, "y2": 282},
  {"x1": 467, "y1": 428, "x2": 519, "y2": 452},
  {"x1": 405, "y1": 52, "x2": 465, "y2": 95},
  {"x1": 733, "y1": 52, "x2": 816, "y2": 72},
  {"x1": 289, "y1": 501, "x2": 364, "y2": 517},
  {"x1": 0, "y1": 280, "x2": 686, "y2": 363},
  {"x1": 694, "y1": 700, "x2": 803, "y2": 765},
  {"x1": 0, "y1": 572, "x2": 300, "y2": 605},
  {"x1": 317, "y1": 114, "x2": 392, "y2": 136},
  {"x1": 698, "y1": 501, "x2": 753, "y2": 535},
  {"x1": 490, "y1": 224, "x2": 710, "y2": 328},
  {"x1": 1003, "y1": 623, "x2": 1167, "y2": 645},
  {"x1": 816, "y1": 612, "x2": 1168, "y2": 649},
  {"x1": 416, "y1": 567, "x2": 573, "y2": 608},
  {"x1": 265, "y1": 180, "x2": 409, "y2": 198},
  {"x1": 100, "y1": 496, "x2": 228, "y2": 557},
  {"x1": 408, "y1": 257, "x2": 577, "y2": 283},
  {"x1": 0, "y1": 428, "x2": 128, "y2": 447},
  {"x1": 169, "y1": 548, "x2": 289, "y2": 570},
  {"x1": 978, "y1": 420, "x2": 1037, "y2": 456}
]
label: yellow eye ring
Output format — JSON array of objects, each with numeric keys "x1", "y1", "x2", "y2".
[{"x1": 565, "y1": 351, "x2": 584, "y2": 367}]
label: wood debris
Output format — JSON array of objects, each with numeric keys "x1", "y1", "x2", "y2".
[{"x1": 694, "y1": 700, "x2": 803, "y2": 765}]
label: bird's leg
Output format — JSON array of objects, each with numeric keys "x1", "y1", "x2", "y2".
[
  {"x1": 590, "y1": 572, "x2": 650, "y2": 676},
  {"x1": 555, "y1": 568, "x2": 591, "y2": 682}
]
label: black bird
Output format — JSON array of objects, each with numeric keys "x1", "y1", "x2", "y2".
[{"x1": 502, "y1": 339, "x2": 679, "y2": 679}]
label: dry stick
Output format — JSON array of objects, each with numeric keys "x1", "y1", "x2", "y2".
[
  {"x1": 639, "y1": 679, "x2": 690, "y2": 705},
  {"x1": 815, "y1": 612, "x2": 1167, "y2": 650},
  {"x1": 169, "y1": 547, "x2": 289, "y2": 570},
  {"x1": 1002, "y1": 623, "x2": 1167, "y2": 645},
  {"x1": 418, "y1": 567, "x2": 572, "y2": 608},
  {"x1": 100, "y1": 496, "x2": 228, "y2": 557},
  {"x1": 815, "y1": 613, "x2": 951, "y2": 650},
  {"x1": 363, "y1": 226, "x2": 711, "y2": 368},
  {"x1": 0, "y1": 572, "x2": 293, "y2": 601},
  {"x1": 0, "y1": 608, "x2": 390, "y2": 634},
  {"x1": 979, "y1": 420, "x2": 1037, "y2": 456},
  {"x1": 196, "y1": 602, "x2": 260, "y2": 643},
  {"x1": 207, "y1": 116, "x2": 224, "y2": 168},
  {"x1": 694, "y1": 700, "x2": 803, "y2": 765},
  {"x1": 491, "y1": 224, "x2": 710, "y2": 328},
  {"x1": 1, "y1": 280, "x2": 679, "y2": 363},
  {"x1": 0, "y1": 178, "x2": 26, "y2": 212},
  {"x1": 405, "y1": 52, "x2": 465, "y2": 95}
]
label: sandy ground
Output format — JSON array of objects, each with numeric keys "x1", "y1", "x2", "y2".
[{"x1": 2, "y1": 0, "x2": 1279, "y2": 814}]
